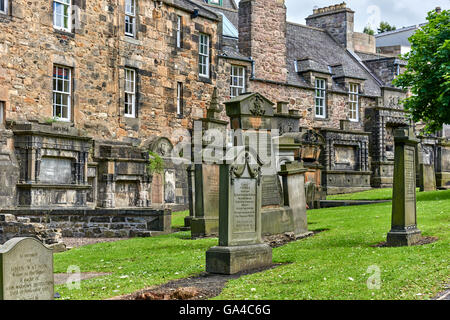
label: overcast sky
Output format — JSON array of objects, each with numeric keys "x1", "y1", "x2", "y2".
[{"x1": 235, "y1": 0, "x2": 449, "y2": 32}]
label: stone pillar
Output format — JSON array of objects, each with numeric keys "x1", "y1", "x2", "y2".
[
  {"x1": 279, "y1": 161, "x2": 312, "y2": 238},
  {"x1": 386, "y1": 127, "x2": 422, "y2": 247},
  {"x1": 189, "y1": 88, "x2": 228, "y2": 237}
]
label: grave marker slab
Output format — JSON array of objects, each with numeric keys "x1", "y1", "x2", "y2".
[
  {"x1": 206, "y1": 147, "x2": 272, "y2": 274},
  {"x1": 0, "y1": 237, "x2": 54, "y2": 300},
  {"x1": 387, "y1": 127, "x2": 422, "y2": 246}
]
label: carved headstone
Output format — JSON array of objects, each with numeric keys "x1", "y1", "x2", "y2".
[
  {"x1": 0, "y1": 237, "x2": 54, "y2": 300},
  {"x1": 387, "y1": 127, "x2": 422, "y2": 246},
  {"x1": 206, "y1": 147, "x2": 272, "y2": 275}
]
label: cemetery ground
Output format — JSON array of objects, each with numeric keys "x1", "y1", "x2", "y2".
[{"x1": 53, "y1": 189, "x2": 449, "y2": 300}]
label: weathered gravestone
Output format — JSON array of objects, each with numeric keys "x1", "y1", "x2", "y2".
[
  {"x1": 387, "y1": 127, "x2": 422, "y2": 247},
  {"x1": 0, "y1": 237, "x2": 54, "y2": 300},
  {"x1": 279, "y1": 161, "x2": 312, "y2": 238},
  {"x1": 418, "y1": 141, "x2": 437, "y2": 192},
  {"x1": 190, "y1": 88, "x2": 228, "y2": 238},
  {"x1": 206, "y1": 147, "x2": 272, "y2": 274},
  {"x1": 225, "y1": 92, "x2": 294, "y2": 236}
]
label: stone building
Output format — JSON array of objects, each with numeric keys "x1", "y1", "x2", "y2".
[{"x1": 0, "y1": 0, "x2": 448, "y2": 239}]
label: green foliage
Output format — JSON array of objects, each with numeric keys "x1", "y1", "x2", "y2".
[
  {"x1": 378, "y1": 21, "x2": 397, "y2": 33},
  {"x1": 147, "y1": 151, "x2": 165, "y2": 174},
  {"x1": 363, "y1": 25, "x2": 375, "y2": 36},
  {"x1": 393, "y1": 10, "x2": 450, "y2": 133},
  {"x1": 44, "y1": 117, "x2": 58, "y2": 124}
]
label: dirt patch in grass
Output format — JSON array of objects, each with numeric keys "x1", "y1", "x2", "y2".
[
  {"x1": 372, "y1": 236, "x2": 439, "y2": 248},
  {"x1": 108, "y1": 264, "x2": 287, "y2": 301},
  {"x1": 263, "y1": 229, "x2": 328, "y2": 248}
]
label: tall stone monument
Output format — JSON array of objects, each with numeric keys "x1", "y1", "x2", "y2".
[
  {"x1": 387, "y1": 127, "x2": 422, "y2": 247},
  {"x1": 189, "y1": 88, "x2": 228, "y2": 238},
  {"x1": 224, "y1": 92, "x2": 294, "y2": 236},
  {"x1": 206, "y1": 147, "x2": 272, "y2": 274},
  {"x1": 0, "y1": 237, "x2": 54, "y2": 300}
]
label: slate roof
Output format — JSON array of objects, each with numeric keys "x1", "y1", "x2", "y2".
[
  {"x1": 286, "y1": 23, "x2": 382, "y2": 96},
  {"x1": 180, "y1": 1, "x2": 383, "y2": 96},
  {"x1": 167, "y1": 0, "x2": 219, "y2": 21}
]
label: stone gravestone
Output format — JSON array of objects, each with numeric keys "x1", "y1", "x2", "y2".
[
  {"x1": 225, "y1": 92, "x2": 294, "y2": 236},
  {"x1": 206, "y1": 147, "x2": 272, "y2": 274},
  {"x1": 387, "y1": 127, "x2": 422, "y2": 247},
  {"x1": 418, "y1": 142, "x2": 437, "y2": 192},
  {"x1": 190, "y1": 88, "x2": 228, "y2": 238},
  {"x1": 0, "y1": 237, "x2": 54, "y2": 300},
  {"x1": 279, "y1": 161, "x2": 312, "y2": 238}
]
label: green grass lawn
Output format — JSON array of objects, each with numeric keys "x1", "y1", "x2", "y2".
[
  {"x1": 54, "y1": 190, "x2": 449, "y2": 300},
  {"x1": 327, "y1": 188, "x2": 395, "y2": 200}
]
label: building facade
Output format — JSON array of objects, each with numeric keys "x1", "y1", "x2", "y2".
[{"x1": 0, "y1": 0, "x2": 448, "y2": 238}]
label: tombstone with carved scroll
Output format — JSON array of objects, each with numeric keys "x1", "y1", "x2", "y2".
[{"x1": 206, "y1": 147, "x2": 272, "y2": 275}]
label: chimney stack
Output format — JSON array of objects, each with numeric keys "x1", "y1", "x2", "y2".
[
  {"x1": 238, "y1": 0, "x2": 288, "y2": 83},
  {"x1": 306, "y1": 2, "x2": 355, "y2": 50}
]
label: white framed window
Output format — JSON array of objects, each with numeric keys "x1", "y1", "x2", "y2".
[
  {"x1": 230, "y1": 65, "x2": 245, "y2": 98},
  {"x1": 0, "y1": 101, "x2": 5, "y2": 125},
  {"x1": 125, "y1": 0, "x2": 136, "y2": 37},
  {"x1": 53, "y1": 65, "x2": 72, "y2": 122},
  {"x1": 0, "y1": 0, "x2": 8, "y2": 14},
  {"x1": 53, "y1": 0, "x2": 71, "y2": 32},
  {"x1": 199, "y1": 34, "x2": 210, "y2": 78},
  {"x1": 315, "y1": 78, "x2": 326, "y2": 118},
  {"x1": 176, "y1": 16, "x2": 182, "y2": 48},
  {"x1": 349, "y1": 83, "x2": 359, "y2": 122},
  {"x1": 177, "y1": 82, "x2": 183, "y2": 116},
  {"x1": 124, "y1": 68, "x2": 136, "y2": 118}
]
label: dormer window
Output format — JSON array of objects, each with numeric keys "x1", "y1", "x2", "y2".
[
  {"x1": 206, "y1": 0, "x2": 222, "y2": 6},
  {"x1": 315, "y1": 78, "x2": 326, "y2": 118},
  {"x1": 53, "y1": 0, "x2": 71, "y2": 32},
  {"x1": 349, "y1": 83, "x2": 359, "y2": 122}
]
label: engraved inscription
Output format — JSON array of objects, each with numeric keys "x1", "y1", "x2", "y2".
[
  {"x1": 261, "y1": 175, "x2": 281, "y2": 206},
  {"x1": 405, "y1": 147, "x2": 415, "y2": 201},
  {"x1": 233, "y1": 178, "x2": 256, "y2": 233}
]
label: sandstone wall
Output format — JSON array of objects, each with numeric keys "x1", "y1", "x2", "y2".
[{"x1": 0, "y1": 0, "x2": 219, "y2": 147}]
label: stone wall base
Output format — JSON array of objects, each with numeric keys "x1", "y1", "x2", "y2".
[
  {"x1": 261, "y1": 207, "x2": 294, "y2": 236},
  {"x1": 206, "y1": 244, "x2": 272, "y2": 275},
  {"x1": 323, "y1": 171, "x2": 372, "y2": 195},
  {"x1": 0, "y1": 214, "x2": 62, "y2": 246},
  {"x1": 0, "y1": 208, "x2": 171, "y2": 238}
]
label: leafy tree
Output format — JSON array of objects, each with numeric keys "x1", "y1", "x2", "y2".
[
  {"x1": 378, "y1": 21, "x2": 397, "y2": 34},
  {"x1": 363, "y1": 25, "x2": 375, "y2": 36},
  {"x1": 393, "y1": 9, "x2": 450, "y2": 133}
]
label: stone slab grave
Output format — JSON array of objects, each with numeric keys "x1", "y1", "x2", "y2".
[
  {"x1": 0, "y1": 237, "x2": 54, "y2": 300},
  {"x1": 206, "y1": 147, "x2": 272, "y2": 275},
  {"x1": 387, "y1": 127, "x2": 422, "y2": 247}
]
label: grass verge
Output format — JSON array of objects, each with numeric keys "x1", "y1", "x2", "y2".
[{"x1": 54, "y1": 190, "x2": 449, "y2": 300}]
